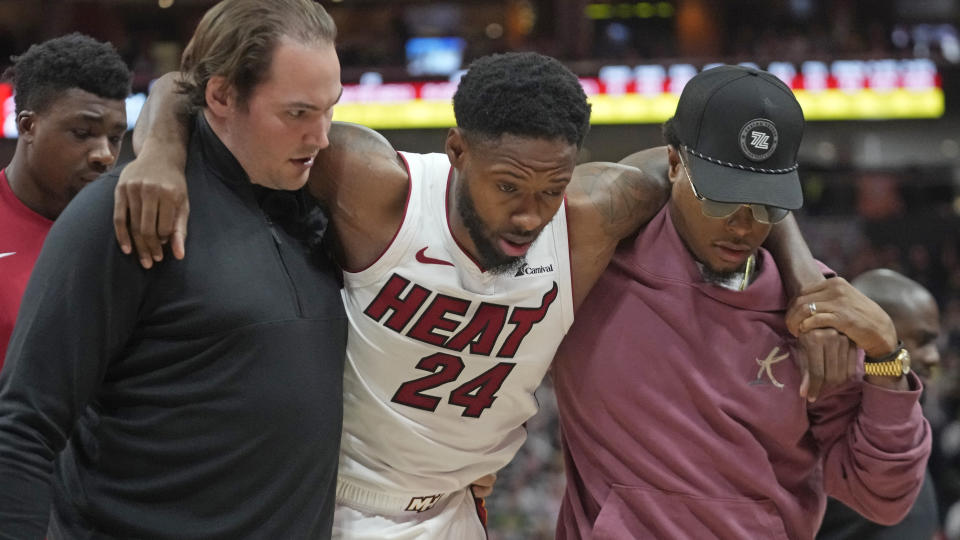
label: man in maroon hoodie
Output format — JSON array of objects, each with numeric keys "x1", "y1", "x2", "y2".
[{"x1": 553, "y1": 66, "x2": 930, "y2": 540}]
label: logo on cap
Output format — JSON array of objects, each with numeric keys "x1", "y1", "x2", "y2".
[{"x1": 739, "y1": 118, "x2": 778, "y2": 162}]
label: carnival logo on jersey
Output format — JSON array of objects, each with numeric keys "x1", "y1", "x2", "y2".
[
  {"x1": 513, "y1": 262, "x2": 555, "y2": 278},
  {"x1": 739, "y1": 118, "x2": 778, "y2": 162},
  {"x1": 406, "y1": 493, "x2": 443, "y2": 513},
  {"x1": 748, "y1": 346, "x2": 789, "y2": 389}
]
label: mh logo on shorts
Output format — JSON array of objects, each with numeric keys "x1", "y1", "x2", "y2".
[
  {"x1": 406, "y1": 493, "x2": 443, "y2": 512},
  {"x1": 739, "y1": 118, "x2": 778, "y2": 162}
]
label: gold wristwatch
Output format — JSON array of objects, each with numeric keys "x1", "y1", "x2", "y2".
[{"x1": 864, "y1": 343, "x2": 910, "y2": 378}]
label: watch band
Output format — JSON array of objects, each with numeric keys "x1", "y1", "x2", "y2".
[
  {"x1": 863, "y1": 359, "x2": 905, "y2": 377},
  {"x1": 863, "y1": 343, "x2": 910, "y2": 378}
]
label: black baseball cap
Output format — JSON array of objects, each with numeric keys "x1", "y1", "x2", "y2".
[{"x1": 672, "y1": 65, "x2": 805, "y2": 210}]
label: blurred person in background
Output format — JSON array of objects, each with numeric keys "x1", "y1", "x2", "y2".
[
  {"x1": 935, "y1": 295, "x2": 960, "y2": 539},
  {"x1": 0, "y1": 33, "x2": 130, "y2": 362}
]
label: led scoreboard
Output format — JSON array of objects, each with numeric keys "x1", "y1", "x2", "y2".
[
  {"x1": 0, "y1": 58, "x2": 945, "y2": 136},
  {"x1": 331, "y1": 59, "x2": 944, "y2": 129}
]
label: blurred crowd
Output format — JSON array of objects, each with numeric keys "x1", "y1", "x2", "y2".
[{"x1": 2, "y1": 0, "x2": 957, "y2": 88}]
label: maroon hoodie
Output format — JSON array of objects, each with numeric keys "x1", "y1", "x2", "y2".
[{"x1": 553, "y1": 205, "x2": 930, "y2": 540}]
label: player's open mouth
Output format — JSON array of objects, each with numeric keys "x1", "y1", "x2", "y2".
[
  {"x1": 713, "y1": 241, "x2": 751, "y2": 264},
  {"x1": 291, "y1": 157, "x2": 315, "y2": 168},
  {"x1": 499, "y1": 237, "x2": 532, "y2": 257}
]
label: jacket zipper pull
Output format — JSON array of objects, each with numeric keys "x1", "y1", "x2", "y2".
[{"x1": 264, "y1": 213, "x2": 282, "y2": 245}]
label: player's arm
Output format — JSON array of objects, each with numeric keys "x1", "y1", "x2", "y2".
[
  {"x1": 565, "y1": 158, "x2": 669, "y2": 309},
  {"x1": 115, "y1": 71, "x2": 191, "y2": 268},
  {"x1": 308, "y1": 122, "x2": 410, "y2": 270},
  {"x1": 788, "y1": 277, "x2": 908, "y2": 390},
  {"x1": 618, "y1": 146, "x2": 670, "y2": 179},
  {"x1": 765, "y1": 215, "x2": 825, "y2": 305}
]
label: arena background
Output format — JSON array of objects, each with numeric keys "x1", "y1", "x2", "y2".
[{"x1": 0, "y1": 1, "x2": 958, "y2": 538}]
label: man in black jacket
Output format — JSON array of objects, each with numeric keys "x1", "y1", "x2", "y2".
[{"x1": 0, "y1": 1, "x2": 347, "y2": 538}]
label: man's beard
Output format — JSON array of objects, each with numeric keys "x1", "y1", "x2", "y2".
[
  {"x1": 699, "y1": 261, "x2": 749, "y2": 286},
  {"x1": 691, "y1": 245, "x2": 757, "y2": 289},
  {"x1": 457, "y1": 181, "x2": 527, "y2": 275}
]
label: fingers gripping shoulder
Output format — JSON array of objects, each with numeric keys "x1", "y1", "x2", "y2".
[{"x1": 114, "y1": 158, "x2": 189, "y2": 267}]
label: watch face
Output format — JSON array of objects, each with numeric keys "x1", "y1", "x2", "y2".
[{"x1": 899, "y1": 349, "x2": 911, "y2": 375}]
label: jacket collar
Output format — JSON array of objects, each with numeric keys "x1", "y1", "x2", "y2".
[{"x1": 194, "y1": 112, "x2": 251, "y2": 191}]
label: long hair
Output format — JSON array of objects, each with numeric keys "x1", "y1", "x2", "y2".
[{"x1": 178, "y1": 0, "x2": 336, "y2": 112}]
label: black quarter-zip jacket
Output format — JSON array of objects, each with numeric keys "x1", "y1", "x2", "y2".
[{"x1": 0, "y1": 114, "x2": 346, "y2": 539}]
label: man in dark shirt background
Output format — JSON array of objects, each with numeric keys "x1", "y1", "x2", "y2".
[{"x1": 0, "y1": 0, "x2": 347, "y2": 538}]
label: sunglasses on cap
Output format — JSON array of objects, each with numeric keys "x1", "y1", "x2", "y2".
[{"x1": 678, "y1": 150, "x2": 791, "y2": 225}]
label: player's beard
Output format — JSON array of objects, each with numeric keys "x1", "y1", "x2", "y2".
[
  {"x1": 698, "y1": 252, "x2": 755, "y2": 287},
  {"x1": 675, "y1": 232, "x2": 755, "y2": 286},
  {"x1": 457, "y1": 181, "x2": 527, "y2": 275},
  {"x1": 700, "y1": 262, "x2": 746, "y2": 284}
]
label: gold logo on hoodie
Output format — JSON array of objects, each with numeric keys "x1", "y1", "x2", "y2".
[{"x1": 750, "y1": 346, "x2": 789, "y2": 389}]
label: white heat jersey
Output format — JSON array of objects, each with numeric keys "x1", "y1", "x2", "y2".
[{"x1": 338, "y1": 151, "x2": 574, "y2": 498}]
